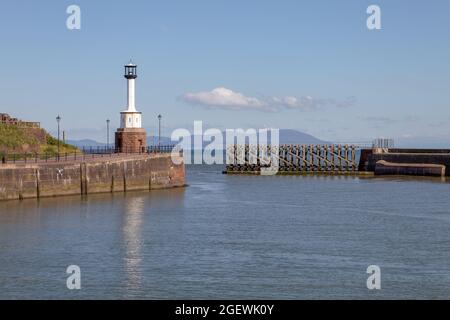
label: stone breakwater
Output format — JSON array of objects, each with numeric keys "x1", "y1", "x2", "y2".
[
  {"x1": 359, "y1": 148, "x2": 450, "y2": 177},
  {"x1": 0, "y1": 154, "x2": 185, "y2": 201}
]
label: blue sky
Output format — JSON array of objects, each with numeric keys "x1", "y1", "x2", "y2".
[{"x1": 0, "y1": 0, "x2": 449, "y2": 145}]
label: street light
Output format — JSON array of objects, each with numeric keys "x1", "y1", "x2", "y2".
[
  {"x1": 56, "y1": 115, "x2": 61, "y2": 160},
  {"x1": 158, "y1": 114, "x2": 162, "y2": 149},
  {"x1": 106, "y1": 119, "x2": 110, "y2": 149}
]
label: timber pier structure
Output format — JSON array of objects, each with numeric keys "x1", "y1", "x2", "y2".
[{"x1": 225, "y1": 144, "x2": 363, "y2": 174}]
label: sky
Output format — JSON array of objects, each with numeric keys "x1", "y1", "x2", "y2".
[{"x1": 0, "y1": 0, "x2": 449, "y2": 145}]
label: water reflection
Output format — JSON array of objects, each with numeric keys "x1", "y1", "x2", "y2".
[{"x1": 122, "y1": 195, "x2": 146, "y2": 293}]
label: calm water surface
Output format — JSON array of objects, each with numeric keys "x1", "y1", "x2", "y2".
[{"x1": 0, "y1": 165, "x2": 449, "y2": 299}]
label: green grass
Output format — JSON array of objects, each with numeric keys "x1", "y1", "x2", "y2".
[
  {"x1": 43, "y1": 135, "x2": 79, "y2": 156},
  {"x1": 0, "y1": 123, "x2": 80, "y2": 157},
  {"x1": 0, "y1": 124, "x2": 39, "y2": 150}
]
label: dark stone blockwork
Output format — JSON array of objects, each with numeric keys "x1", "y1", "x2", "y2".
[{"x1": 0, "y1": 154, "x2": 185, "y2": 201}]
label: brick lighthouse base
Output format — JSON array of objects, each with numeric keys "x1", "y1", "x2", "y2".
[{"x1": 115, "y1": 128, "x2": 147, "y2": 153}]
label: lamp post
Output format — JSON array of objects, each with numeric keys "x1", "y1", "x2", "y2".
[
  {"x1": 56, "y1": 115, "x2": 61, "y2": 160},
  {"x1": 158, "y1": 114, "x2": 162, "y2": 149},
  {"x1": 106, "y1": 119, "x2": 110, "y2": 150}
]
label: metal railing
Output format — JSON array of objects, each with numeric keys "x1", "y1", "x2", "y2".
[
  {"x1": 81, "y1": 145, "x2": 178, "y2": 154},
  {"x1": 0, "y1": 145, "x2": 180, "y2": 165},
  {"x1": 372, "y1": 138, "x2": 394, "y2": 149}
]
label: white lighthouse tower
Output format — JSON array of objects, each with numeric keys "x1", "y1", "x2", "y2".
[
  {"x1": 115, "y1": 61, "x2": 147, "y2": 153},
  {"x1": 120, "y1": 61, "x2": 142, "y2": 128}
]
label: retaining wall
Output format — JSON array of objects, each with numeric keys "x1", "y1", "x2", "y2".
[
  {"x1": 0, "y1": 154, "x2": 185, "y2": 201},
  {"x1": 359, "y1": 149, "x2": 450, "y2": 176},
  {"x1": 374, "y1": 160, "x2": 445, "y2": 177}
]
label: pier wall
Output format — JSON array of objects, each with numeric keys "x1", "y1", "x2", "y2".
[
  {"x1": 359, "y1": 149, "x2": 450, "y2": 176},
  {"x1": 374, "y1": 160, "x2": 446, "y2": 177},
  {"x1": 0, "y1": 154, "x2": 185, "y2": 201}
]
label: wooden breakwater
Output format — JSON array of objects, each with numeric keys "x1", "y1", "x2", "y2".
[{"x1": 225, "y1": 144, "x2": 366, "y2": 174}]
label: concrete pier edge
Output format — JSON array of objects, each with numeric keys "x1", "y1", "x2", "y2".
[{"x1": 0, "y1": 153, "x2": 185, "y2": 201}]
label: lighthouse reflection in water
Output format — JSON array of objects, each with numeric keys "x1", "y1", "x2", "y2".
[{"x1": 122, "y1": 196, "x2": 145, "y2": 293}]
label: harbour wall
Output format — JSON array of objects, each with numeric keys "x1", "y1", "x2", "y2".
[
  {"x1": 359, "y1": 149, "x2": 450, "y2": 176},
  {"x1": 0, "y1": 154, "x2": 185, "y2": 201},
  {"x1": 374, "y1": 160, "x2": 446, "y2": 177}
]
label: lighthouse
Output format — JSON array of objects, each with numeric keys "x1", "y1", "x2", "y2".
[{"x1": 115, "y1": 61, "x2": 147, "y2": 153}]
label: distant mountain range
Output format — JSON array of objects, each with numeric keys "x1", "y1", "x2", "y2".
[
  {"x1": 277, "y1": 129, "x2": 329, "y2": 145},
  {"x1": 67, "y1": 136, "x2": 173, "y2": 148},
  {"x1": 68, "y1": 129, "x2": 328, "y2": 149},
  {"x1": 67, "y1": 139, "x2": 107, "y2": 147}
]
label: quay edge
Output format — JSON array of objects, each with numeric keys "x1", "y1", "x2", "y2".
[{"x1": 0, "y1": 153, "x2": 185, "y2": 201}]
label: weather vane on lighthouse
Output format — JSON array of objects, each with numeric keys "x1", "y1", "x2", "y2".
[{"x1": 115, "y1": 60, "x2": 147, "y2": 153}]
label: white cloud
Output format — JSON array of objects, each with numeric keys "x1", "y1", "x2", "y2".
[
  {"x1": 269, "y1": 96, "x2": 316, "y2": 111},
  {"x1": 180, "y1": 87, "x2": 354, "y2": 112},
  {"x1": 180, "y1": 87, "x2": 271, "y2": 111}
]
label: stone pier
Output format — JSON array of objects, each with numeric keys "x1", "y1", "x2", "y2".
[{"x1": 0, "y1": 154, "x2": 185, "y2": 201}]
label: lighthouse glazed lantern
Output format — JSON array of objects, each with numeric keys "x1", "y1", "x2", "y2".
[{"x1": 115, "y1": 61, "x2": 147, "y2": 153}]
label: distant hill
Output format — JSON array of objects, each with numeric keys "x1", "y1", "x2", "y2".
[
  {"x1": 68, "y1": 137, "x2": 174, "y2": 148},
  {"x1": 147, "y1": 136, "x2": 173, "y2": 146},
  {"x1": 67, "y1": 129, "x2": 329, "y2": 149},
  {"x1": 181, "y1": 129, "x2": 329, "y2": 149},
  {"x1": 279, "y1": 129, "x2": 329, "y2": 145},
  {"x1": 67, "y1": 139, "x2": 107, "y2": 148}
]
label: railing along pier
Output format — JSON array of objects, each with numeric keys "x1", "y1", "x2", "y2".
[{"x1": 0, "y1": 145, "x2": 179, "y2": 165}]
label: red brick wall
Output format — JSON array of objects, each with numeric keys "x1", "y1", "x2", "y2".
[{"x1": 115, "y1": 128, "x2": 147, "y2": 153}]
